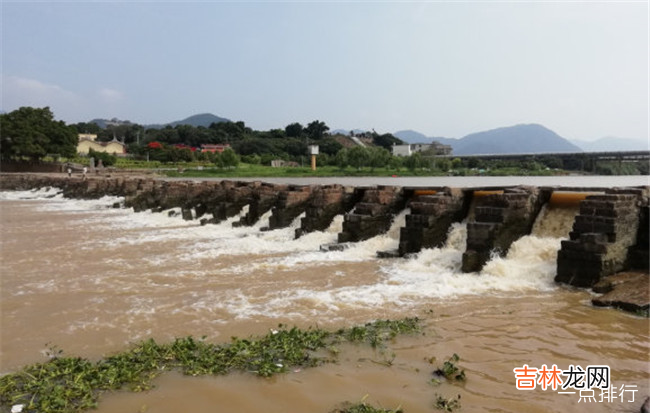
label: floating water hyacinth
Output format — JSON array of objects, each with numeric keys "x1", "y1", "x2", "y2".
[{"x1": 0, "y1": 318, "x2": 421, "y2": 413}]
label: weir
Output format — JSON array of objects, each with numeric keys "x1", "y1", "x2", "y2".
[
  {"x1": 461, "y1": 187, "x2": 543, "y2": 272},
  {"x1": 530, "y1": 191, "x2": 600, "y2": 238},
  {"x1": 398, "y1": 187, "x2": 468, "y2": 256},
  {"x1": 295, "y1": 185, "x2": 360, "y2": 238},
  {"x1": 0, "y1": 173, "x2": 647, "y2": 296},
  {"x1": 268, "y1": 185, "x2": 313, "y2": 230},
  {"x1": 337, "y1": 185, "x2": 406, "y2": 243},
  {"x1": 233, "y1": 182, "x2": 283, "y2": 227},
  {"x1": 556, "y1": 190, "x2": 648, "y2": 287}
]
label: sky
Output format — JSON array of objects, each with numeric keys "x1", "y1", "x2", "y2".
[{"x1": 1, "y1": 1, "x2": 648, "y2": 142}]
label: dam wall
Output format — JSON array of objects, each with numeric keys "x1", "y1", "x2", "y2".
[
  {"x1": 337, "y1": 185, "x2": 406, "y2": 243},
  {"x1": 1, "y1": 173, "x2": 647, "y2": 305},
  {"x1": 398, "y1": 187, "x2": 468, "y2": 256},
  {"x1": 556, "y1": 190, "x2": 648, "y2": 287},
  {"x1": 462, "y1": 187, "x2": 545, "y2": 272}
]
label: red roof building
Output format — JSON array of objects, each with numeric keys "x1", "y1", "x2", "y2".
[{"x1": 200, "y1": 144, "x2": 231, "y2": 153}]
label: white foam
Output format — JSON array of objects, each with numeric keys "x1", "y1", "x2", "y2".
[
  {"x1": 213, "y1": 210, "x2": 411, "y2": 272},
  {"x1": 0, "y1": 187, "x2": 63, "y2": 200},
  {"x1": 223, "y1": 233, "x2": 562, "y2": 320},
  {"x1": 0, "y1": 188, "x2": 126, "y2": 213},
  {"x1": 480, "y1": 235, "x2": 561, "y2": 291},
  {"x1": 2, "y1": 194, "x2": 566, "y2": 323}
]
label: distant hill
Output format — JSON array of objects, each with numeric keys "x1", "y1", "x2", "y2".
[
  {"x1": 453, "y1": 124, "x2": 581, "y2": 155},
  {"x1": 571, "y1": 137, "x2": 649, "y2": 152},
  {"x1": 89, "y1": 113, "x2": 230, "y2": 129},
  {"x1": 89, "y1": 117, "x2": 134, "y2": 129},
  {"x1": 145, "y1": 113, "x2": 230, "y2": 129},
  {"x1": 395, "y1": 124, "x2": 582, "y2": 155},
  {"x1": 393, "y1": 130, "x2": 456, "y2": 147},
  {"x1": 393, "y1": 130, "x2": 430, "y2": 143}
]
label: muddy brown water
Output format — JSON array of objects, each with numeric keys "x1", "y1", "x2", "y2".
[{"x1": 0, "y1": 188, "x2": 648, "y2": 412}]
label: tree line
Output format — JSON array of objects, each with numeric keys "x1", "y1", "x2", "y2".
[
  {"x1": 3, "y1": 106, "x2": 644, "y2": 175},
  {"x1": 0, "y1": 106, "x2": 404, "y2": 167}
]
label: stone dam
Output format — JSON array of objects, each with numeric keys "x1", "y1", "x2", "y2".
[{"x1": 1, "y1": 173, "x2": 648, "y2": 313}]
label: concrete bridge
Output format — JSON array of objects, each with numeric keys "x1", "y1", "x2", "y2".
[{"x1": 443, "y1": 150, "x2": 649, "y2": 161}]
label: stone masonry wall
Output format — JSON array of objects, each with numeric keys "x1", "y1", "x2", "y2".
[
  {"x1": 295, "y1": 185, "x2": 360, "y2": 238},
  {"x1": 234, "y1": 182, "x2": 286, "y2": 227},
  {"x1": 338, "y1": 186, "x2": 406, "y2": 243},
  {"x1": 461, "y1": 186, "x2": 542, "y2": 272},
  {"x1": 556, "y1": 190, "x2": 645, "y2": 287},
  {"x1": 398, "y1": 188, "x2": 467, "y2": 256},
  {"x1": 268, "y1": 185, "x2": 313, "y2": 230}
]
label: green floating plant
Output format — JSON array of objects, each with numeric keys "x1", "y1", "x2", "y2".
[
  {"x1": 432, "y1": 353, "x2": 466, "y2": 383},
  {"x1": 0, "y1": 318, "x2": 420, "y2": 413}
]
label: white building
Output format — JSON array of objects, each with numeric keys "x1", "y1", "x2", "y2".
[{"x1": 392, "y1": 142, "x2": 452, "y2": 157}]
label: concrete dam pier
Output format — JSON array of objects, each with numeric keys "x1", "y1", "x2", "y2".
[{"x1": 1, "y1": 173, "x2": 648, "y2": 312}]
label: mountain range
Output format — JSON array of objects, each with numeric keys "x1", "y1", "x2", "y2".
[
  {"x1": 145, "y1": 113, "x2": 230, "y2": 129},
  {"x1": 394, "y1": 124, "x2": 648, "y2": 155},
  {"x1": 88, "y1": 113, "x2": 647, "y2": 155},
  {"x1": 90, "y1": 113, "x2": 230, "y2": 129},
  {"x1": 571, "y1": 137, "x2": 649, "y2": 152}
]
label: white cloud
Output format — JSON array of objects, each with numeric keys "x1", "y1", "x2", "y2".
[
  {"x1": 2, "y1": 75, "x2": 81, "y2": 114},
  {"x1": 1, "y1": 76, "x2": 131, "y2": 122}
]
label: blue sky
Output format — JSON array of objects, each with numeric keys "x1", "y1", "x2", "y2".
[{"x1": 2, "y1": 1, "x2": 648, "y2": 141}]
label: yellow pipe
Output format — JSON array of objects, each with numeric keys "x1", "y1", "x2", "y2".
[
  {"x1": 414, "y1": 190, "x2": 437, "y2": 196},
  {"x1": 548, "y1": 191, "x2": 602, "y2": 207},
  {"x1": 473, "y1": 190, "x2": 504, "y2": 197}
]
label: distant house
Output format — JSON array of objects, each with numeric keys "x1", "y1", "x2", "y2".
[
  {"x1": 200, "y1": 144, "x2": 230, "y2": 153},
  {"x1": 77, "y1": 134, "x2": 126, "y2": 155},
  {"x1": 391, "y1": 142, "x2": 452, "y2": 157}
]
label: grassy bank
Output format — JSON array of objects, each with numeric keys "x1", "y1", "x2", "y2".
[{"x1": 163, "y1": 163, "x2": 563, "y2": 178}]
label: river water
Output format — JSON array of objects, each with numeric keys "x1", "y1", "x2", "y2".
[{"x1": 0, "y1": 185, "x2": 648, "y2": 412}]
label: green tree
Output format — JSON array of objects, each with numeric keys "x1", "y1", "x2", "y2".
[
  {"x1": 347, "y1": 146, "x2": 370, "y2": 170},
  {"x1": 372, "y1": 133, "x2": 403, "y2": 150},
  {"x1": 0, "y1": 106, "x2": 77, "y2": 161},
  {"x1": 335, "y1": 148, "x2": 349, "y2": 170},
  {"x1": 209, "y1": 121, "x2": 251, "y2": 142},
  {"x1": 404, "y1": 152, "x2": 423, "y2": 171},
  {"x1": 319, "y1": 137, "x2": 343, "y2": 156},
  {"x1": 284, "y1": 122, "x2": 304, "y2": 138},
  {"x1": 283, "y1": 140, "x2": 307, "y2": 157},
  {"x1": 71, "y1": 122, "x2": 102, "y2": 135},
  {"x1": 220, "y1": 148, "x2": 240, "y2": 168},
  {"x1": 437, "y1": 158, "x2": 451, "y2": 172},
  {"x1": 88, "y1": 148, "x2": 117, "y2": 167},
  {"x1": 388, "y1": 155, "x2": 403, "y2": 170},
  {"x1": 242, "y1": 154, "x2": 261, "y2": 165},
  {"x1": 305, "y1": 120, "x2": 329, "y2": 140},
  {"x1": 213, "y1": 152, "x2": 224, "y2": 168},
  {"x1": 368, "y1": 147, "x2": 391, "y2": 170}
]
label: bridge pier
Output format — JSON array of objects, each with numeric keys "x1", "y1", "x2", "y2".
[
  {"x1": 338, "y1": 186, "x2": 406, "y2": 243},
  {"x1": 556, "y1": 190, "x2": 646, "y2": 287},
  {"x1": 461, "y1": 187, "x2": 543, "y2": 272},
  {"x1": 398, "y1": 188, "x2": 468, "y2": 256}
]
